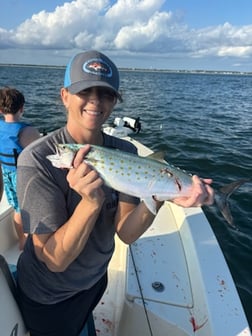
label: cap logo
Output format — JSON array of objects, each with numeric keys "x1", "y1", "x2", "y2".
[{"x1": 83, "y1": 58, "x2": 112, "y2": 78}]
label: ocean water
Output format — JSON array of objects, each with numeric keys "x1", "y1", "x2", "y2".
[{"x1": 0, "y1": 65, "x2": 252, "y2": 326}]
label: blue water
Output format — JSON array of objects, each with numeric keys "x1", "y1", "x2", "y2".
[{"x1": 1, "y1": 65, "x2": 252, "y2": 326}]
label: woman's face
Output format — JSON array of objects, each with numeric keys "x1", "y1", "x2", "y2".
[{"x1": 61, "y1": 86, "x2": 117, "y2": 136}]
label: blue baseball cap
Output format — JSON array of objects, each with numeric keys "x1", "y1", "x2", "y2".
[{"x1": 64, "y1": 50, "x2": 122, "y2": 102}]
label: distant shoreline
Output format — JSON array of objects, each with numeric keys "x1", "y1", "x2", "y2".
[{"x1": 0, "y1": 63, "x2": 251, "y2": 76}]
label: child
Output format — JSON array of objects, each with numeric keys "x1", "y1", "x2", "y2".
[{"x1": 0, "y1": 87, "x2": 40, "y2": 250}]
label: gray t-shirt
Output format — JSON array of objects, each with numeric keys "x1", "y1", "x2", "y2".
[{"x1": 17, "y1": 126, "x2": 139, "y2": 304}]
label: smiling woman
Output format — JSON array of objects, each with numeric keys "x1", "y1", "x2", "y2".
[{"x1": 13, "y1": 48, "x2": 216, "y2": 336}]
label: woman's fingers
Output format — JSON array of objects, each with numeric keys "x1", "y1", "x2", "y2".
[{"x1": 173, "y1": 175, "x2": 214, "y2": 207}]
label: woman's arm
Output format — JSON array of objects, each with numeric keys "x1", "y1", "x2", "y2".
[
  {"x1": 115, "y1": 175, "x2": 214, "y2": 244},
  {"x1": 32, "y1": 195, "x2": 103, "y2": 272},
  {"x1": 33, "y1": 146, "x2": 105, "y2": 272}
]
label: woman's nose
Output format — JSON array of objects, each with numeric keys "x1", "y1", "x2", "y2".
[{"x1": 88, "y1": 95, "x2": 101, "y2": 104}]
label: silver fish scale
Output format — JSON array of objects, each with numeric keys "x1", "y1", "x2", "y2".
[
  {"x1": 84, "y1": 146, "x2": 191, "y2": 198},
  {"x1": 48, "y1": 143, "x2": 248, "y2": 224},
  {"x1": 51, "y1": 144, "x2": 193, "y2": 199}
]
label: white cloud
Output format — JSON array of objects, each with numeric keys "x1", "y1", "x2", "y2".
[
  {"x1": 106, "y1": 0, "x2": 165, "y2": 22},
  {"x1": 0, "y1": 0, "x2": 251, "y2": 70},
  {"x1": 12, "y1": 0, "x2": 109, "y2": 48},
  {"x1": 218, "y1": 46, "x2": 252, "y2": 57},
  {"x1": 114, "y1": 11, "x2": 176, "y2": 50}
]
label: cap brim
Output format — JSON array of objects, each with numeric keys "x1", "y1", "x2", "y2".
[{"x1": 66, "y1": 80, "x2": 123, "y2": 102}]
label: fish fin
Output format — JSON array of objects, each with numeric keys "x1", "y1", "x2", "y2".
[
  {"x1": 142, "y1": 197, "x2": 157, "y2": 215},
  {"x1": 147, "y1": 151, "x2": 166, "y2": 163},
  {"x1": 214, "y1": 179, "x2": 251, "y2": 229}
]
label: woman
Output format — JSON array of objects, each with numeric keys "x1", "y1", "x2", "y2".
[{"x1": 16, "y1": 50, "x2": 214, "y2": 336}]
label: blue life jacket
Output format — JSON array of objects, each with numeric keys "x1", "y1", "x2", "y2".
[{"x1": 0, "y1": 120, "x2": 29, "y2": 171}]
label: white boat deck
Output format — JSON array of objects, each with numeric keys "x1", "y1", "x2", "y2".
[{"x1": 93, "y1": 201, "x2": 251, "y2": 335}]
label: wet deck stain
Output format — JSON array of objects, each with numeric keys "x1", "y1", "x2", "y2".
[{"x1": 190, "y1": 316, "x2": 208, "y2": 332}]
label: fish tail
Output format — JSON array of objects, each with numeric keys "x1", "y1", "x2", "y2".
[{"x1": 214, "y1": 179, "x2": 251, "y2": 229}]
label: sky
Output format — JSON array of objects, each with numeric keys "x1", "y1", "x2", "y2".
[{"x1": 0, "y1": 0, "x2": 252, "y2": 72}]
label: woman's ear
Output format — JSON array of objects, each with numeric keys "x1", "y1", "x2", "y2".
[{"x1": 61, "y1": 88, "x2": 69, "y2": 108}]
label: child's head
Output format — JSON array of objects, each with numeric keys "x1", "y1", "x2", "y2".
[{"x1": 0, "y1": 87, "x2": 25, "y2": 115}]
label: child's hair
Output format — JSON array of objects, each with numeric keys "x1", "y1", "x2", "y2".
[{"x1": 0, "y1": 87, "x2": 25, "y2": 115}]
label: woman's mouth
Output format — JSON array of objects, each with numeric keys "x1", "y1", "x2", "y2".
[{"x1": 83, "y1": 109, "x2": 102, "y2": 116}]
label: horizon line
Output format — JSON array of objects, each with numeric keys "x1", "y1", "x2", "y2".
[{"x1": 0, "y1": 63, "x2": 251, "y2": 75}]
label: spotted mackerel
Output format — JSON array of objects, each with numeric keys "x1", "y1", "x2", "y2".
[{"x1": 47, "y1": 143, "x2": 249, "y2": 227}]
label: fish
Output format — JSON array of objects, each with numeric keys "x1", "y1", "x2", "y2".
[{"x1": 46, "y1": 143, "x2": 250, "y2": 228}]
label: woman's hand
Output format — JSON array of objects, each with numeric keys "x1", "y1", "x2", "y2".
[
  {"x1": 66, "y1": 145, "x2": 105, "y2": 205},
  {"x1": 172, "y1": 175, "x2": 214, "y2": 208}
]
